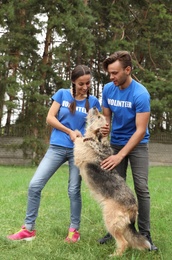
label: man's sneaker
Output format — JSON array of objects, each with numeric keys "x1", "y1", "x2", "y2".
[
  {"x1": 142, "y1": 233, "x2": 158, "y2": 251},
  {"x1": 98, "y1": 232, "x2": 112, "y2": 244},
  {"x1": 65, "y1": 228, "x2": 80, "y2": 243},
  {"x1": 7, "y1": 226, "x2": 36, "y2": 241}
]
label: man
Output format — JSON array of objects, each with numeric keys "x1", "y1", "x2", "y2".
[{"x1": 99, "y1": 50, "x2": 158, "y2": 251}]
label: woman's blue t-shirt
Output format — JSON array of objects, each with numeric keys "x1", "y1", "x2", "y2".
[
  {"x1": 102, "y1": 79, "x2": 150, "y2": 145},
  {"x1": 50, "y1": 89, "x2": 101, "y2": 148}
]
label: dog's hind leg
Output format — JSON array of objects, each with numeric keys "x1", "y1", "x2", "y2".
[
  {"x1": 102, "y1": 201, "x2": 130, "y2": 256},
  {"x1": 109, "y1": 230, "x2": 128, "y2": 257}
]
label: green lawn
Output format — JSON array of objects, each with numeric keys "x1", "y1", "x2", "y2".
[{"x1": 0, "y1": 165, "x2": 171, "y2": 260}]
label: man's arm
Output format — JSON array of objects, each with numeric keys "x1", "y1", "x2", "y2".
[
  {"x1": 100, "y1": 107, "x2": 112, "y2": 136},
  {"x1": 101, "y1": 111, "x2": 150, "y2": 170}
]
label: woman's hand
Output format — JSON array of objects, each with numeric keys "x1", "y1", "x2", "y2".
[
  {"x1": 74, "y1": 130, "x2": 82, "y2": 137},
  {"x1": 69, "y1": 130, "x2": 82, "y2": 142}
]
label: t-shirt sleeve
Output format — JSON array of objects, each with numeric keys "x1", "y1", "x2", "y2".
[
  {"x1": 93, "y1": 98, "x2": 101, "y2": 111},
  {"x1": 51, "y1": 89, "x2": 63, "y2": 104},
  {"x1": 102, "y1": 85, "x2": 109, "y2": 108},
  {"x1": 135, "y1": 92, "x2": 150, "y2": 113},
  {"x1": 88, "y1": 95, "x2": 101, "y2": 111}
]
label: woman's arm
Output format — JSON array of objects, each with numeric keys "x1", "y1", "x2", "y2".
[{"x1": 46, "y1": 101, "x2": 82, "y2": 141}]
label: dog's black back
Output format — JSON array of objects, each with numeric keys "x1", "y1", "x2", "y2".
[{"x1": 86, "y1": 162, "x2": 136, "y2": 208}]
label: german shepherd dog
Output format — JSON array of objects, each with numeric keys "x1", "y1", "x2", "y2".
[{"x1": 74, "y1": 107, "x2": 150, "y2": 256}]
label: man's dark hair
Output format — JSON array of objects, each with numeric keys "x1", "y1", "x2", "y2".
[{"x1": 102, "y1": 51, "x2": 132, "y2": 72}]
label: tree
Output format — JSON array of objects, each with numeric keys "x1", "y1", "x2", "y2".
[
  {"x1": 0, "y1": 0, "x2": 171, "y2": 164},
  {"x1": 87, "y1": 0, "x2": 172, "y2": 133},
  {"x1": 0, "y1": 0, "x2": 97, "y2": 162}
]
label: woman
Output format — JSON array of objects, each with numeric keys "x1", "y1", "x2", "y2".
[{"x1": 7, "y1": 65, "x2": 101, "y2": 243}]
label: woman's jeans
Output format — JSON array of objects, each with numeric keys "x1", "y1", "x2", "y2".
[
  {"x1": 25, "y1": 145, "x2": 82, "y2": 231},
  {"x1": 111, "y1": 143, "x2": 150, "y2": 236}
]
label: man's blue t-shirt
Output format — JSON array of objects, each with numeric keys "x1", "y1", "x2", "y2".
[
  {"x1": 102, "y1": 79, "x2": 150, "y2": 145},
  {"x1": 50, "y1": 89, "x2": 101, "y2": 148}
]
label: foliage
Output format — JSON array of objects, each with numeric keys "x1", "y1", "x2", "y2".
[{"x1": 0, "y1": 0, "x2": 171, "y2": 159}]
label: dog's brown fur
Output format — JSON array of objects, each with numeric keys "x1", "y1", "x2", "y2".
[{"x1": 74, "y1": 107, "x2": 150, "y2": 256}]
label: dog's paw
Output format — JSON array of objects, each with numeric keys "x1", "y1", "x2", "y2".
[
  {"x1": 109, "y1": 253, "x2": 118, "y2": 258},
  {"x1": 109, "y1": 250, "x2": 123, "y2": 257}
]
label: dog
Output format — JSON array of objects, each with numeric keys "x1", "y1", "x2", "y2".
[{"x1": 74, "y1": 107, "x2": 151, "y2": 256}]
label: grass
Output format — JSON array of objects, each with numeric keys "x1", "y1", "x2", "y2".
[{"x1": 0, "y1": 165, "x2": 171, "y2": 260}]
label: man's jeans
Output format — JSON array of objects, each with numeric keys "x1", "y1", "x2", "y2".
[
  {"x1": 25, "y1": 144, "x2": 82, "y2": 231},
  {"x1": 111, "y1": 143, "x2": 150, "y2": 235}
]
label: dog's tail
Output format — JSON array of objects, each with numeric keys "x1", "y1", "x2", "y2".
[{"x1": 124, "y1": 223, "x2": 151, "y2": 250}]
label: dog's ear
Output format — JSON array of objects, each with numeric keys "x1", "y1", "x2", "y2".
[
  {"x1": 94, "y1": 129, "x2": 103, "y2": 142},
  {"x1": 98, "y1": 133, "x2": 103, "y2": 142}
]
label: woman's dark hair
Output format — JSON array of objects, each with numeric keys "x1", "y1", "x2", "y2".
[
  {"x1": 102, "y1": 51, "x2": 132, "y2": 72},
  {"x1": 70, "y1": 65, "x2": 91, "y2": 113}
]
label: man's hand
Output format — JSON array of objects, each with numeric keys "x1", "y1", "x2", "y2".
[
  {"x1": 100, "y1": 123, "x2": 110, "y2": 137},
  {"x1": 100, "y1": 154, "x2": 123, "y2": 170}
]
